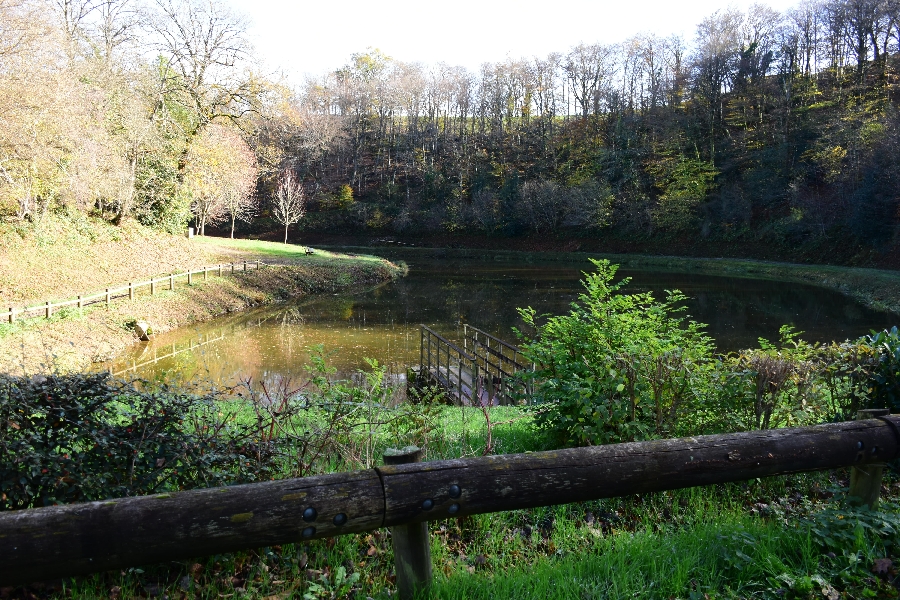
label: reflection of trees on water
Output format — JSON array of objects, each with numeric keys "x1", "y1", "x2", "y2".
[{"x1": 116, "y1": 256, "x2": 894, "y2": 388}]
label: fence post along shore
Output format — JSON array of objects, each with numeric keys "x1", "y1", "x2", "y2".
[
  {"x1": 2, "y1": 416, "x2": 900, "y2": 589},
  {"x1": 0, "y1": 257, "x2": 298, "y2": 325},
  {"x1": 383, "y1": 446, "x2": 432, "y2": 600},
  {"x1": 849, "y1": 408, "x2": 891, "y2": 507}
]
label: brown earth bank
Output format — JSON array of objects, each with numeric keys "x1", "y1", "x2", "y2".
[{"x1": 0, "y1": 253, "x2": 405, "y2": 376}]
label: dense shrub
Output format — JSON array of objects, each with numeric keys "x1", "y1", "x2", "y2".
[
  {"x1": 517, "y1": 259, "x2": 715, "y2": 446},
  {"x1": 0, "y1": 372, "x2": 276, "y2": 510},
  {"x1": 517, "y1": 260, "x2": 898, "y2": 447},
  {"x1": 867, "y1": 326, "x2": 900, "y2": 411},
  {"x1": 0, "y1": 349, "x2": 392, "y2": 511}
]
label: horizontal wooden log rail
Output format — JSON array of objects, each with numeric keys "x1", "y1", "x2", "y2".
[{"x1": 1, "y1": 415, "x2": 899, "y2": 588}]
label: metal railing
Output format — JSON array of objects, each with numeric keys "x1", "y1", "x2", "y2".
[
  {"x1": 463, "y1": 324, "x2": 533, "y2": 405},
  {"x1": 419, "y1": 325, "x2": 478, "y2": 405}
]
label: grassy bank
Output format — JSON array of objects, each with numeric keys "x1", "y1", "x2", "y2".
[
  {"x1": 330, "y1": 245, "x2": 900, "y2": 316},
  {"x1": 0, "y1": 227, "x2": 406, "y2": 375}
]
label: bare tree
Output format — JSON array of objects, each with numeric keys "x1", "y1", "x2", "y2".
[
  {"x1": 147, "y1": 0, "x2": 254, "y2": 123},
  {"x1": 93, "y1": 0, "x2": 139, "y2": 61},
  {"x1": 565, "y1": 43, "x2": 617, "y2": 117},
  {"x1": 273, "y1": 170, "x2": 305, "y2": 243}
]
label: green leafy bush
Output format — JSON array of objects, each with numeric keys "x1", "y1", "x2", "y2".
[
  {"x1": 0, "y1": 347, "x2": 448, "y2": 511},
  {"x1": 517, "y1": 260, "x2": 896, "y2": 448},
  {"x1": 517, "y1": 259, "x2": 714, "y2": 446},
  {"x1": 866, "y1": 326, "x2": 900, "y2": 411}
]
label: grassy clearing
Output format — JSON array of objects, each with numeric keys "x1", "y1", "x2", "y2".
[{"x1": 194, "y1": 237, "x2": 393, "y2": 268}]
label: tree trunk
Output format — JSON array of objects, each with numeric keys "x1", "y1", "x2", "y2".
[
  {"x1": 284, "y1": 223, "x2": 289, "y2": 244},
  {"x1": 231, "y1": 214, "x2": 236, "y2": 239}
]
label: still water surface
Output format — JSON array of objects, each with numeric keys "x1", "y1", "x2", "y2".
[{"x1": 110, "y1": 251, "x2": 897, "y2": 388}]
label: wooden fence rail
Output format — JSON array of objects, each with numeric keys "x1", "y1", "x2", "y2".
[
  {"x1": 1, "y1": 413, "x2": 898, "y2": 592},
  {"x1": 3, "y1": 260, "x2": 266, "y2": 324}
]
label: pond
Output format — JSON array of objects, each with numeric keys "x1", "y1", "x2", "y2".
[{"x1": 108, "y1": 250, "x2": 897, "y2": 389}]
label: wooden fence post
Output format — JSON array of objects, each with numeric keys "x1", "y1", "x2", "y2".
[
  {"x1": 256, "y1": 259, "x2": 260, "y2": 270},
  {"x1": 77, "y1": 295, "x2": 82, "y2": 309},
  {"x1": 150, "y1": 280, "x2": 155, "y2": 295},
  {"x1": 231, "y1": 263, "x2": 235, "y2": 273},
  {"x1": 849, "y1": 408, "x2": 891, "y2": 508},
  {"x1": 128, "y1": 282, "x2": 134, "y2": 301},
  {"x1": 8, "y1": 307, "x2": 14, "y2": 324},
  {"x1": 188, "y1": 271, "x2": 193, "y2": 285},
  {"x1": 243, "y1": 261, "x2": 247, "y2": 271},
  {"x1": 383, "y1": 446, "x2": 431, "y2": 600},
  {"x1": 45, "y1": 301, "x2": 51, "y2": 318},
  {"x1": 203, "y1": 267, "x2": 208, "y2": 281},
  {"x1": 218, "y1": 264, "x2": 223, "y2": 276},
  {"x1": 105, "y1": 289, "x2": 110, "y2": 308}
]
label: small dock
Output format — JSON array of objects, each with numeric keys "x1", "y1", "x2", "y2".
[{"x1": 417, "y1": 325, "x2": 532, "y2": 406}]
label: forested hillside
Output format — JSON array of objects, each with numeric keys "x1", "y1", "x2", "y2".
[{"x1": 1, "y1": 0, "x2": 899, "y2": 265}]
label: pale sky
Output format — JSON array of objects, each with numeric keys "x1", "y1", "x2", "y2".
[{"x1": 226, "y1": 0, "x2": 801, "y2": 83}]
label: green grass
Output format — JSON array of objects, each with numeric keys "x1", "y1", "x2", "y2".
[
  {"x1": 11, "y1": 364, "x2": 900, "y2": 599},
  {"x1": 194, "y1": 236, "x2": 395, "y2": 266},
  {"x1": 54, "y1": 470, "x2": 898, "y2": 600}
]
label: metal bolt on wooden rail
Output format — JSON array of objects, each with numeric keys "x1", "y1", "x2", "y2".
[
  {"x1": 383, "y1": 446, "x2": 431, "y2": 600},
  {"x1": 849, "y1": 408, "x2": 891, "y2": 508}
]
